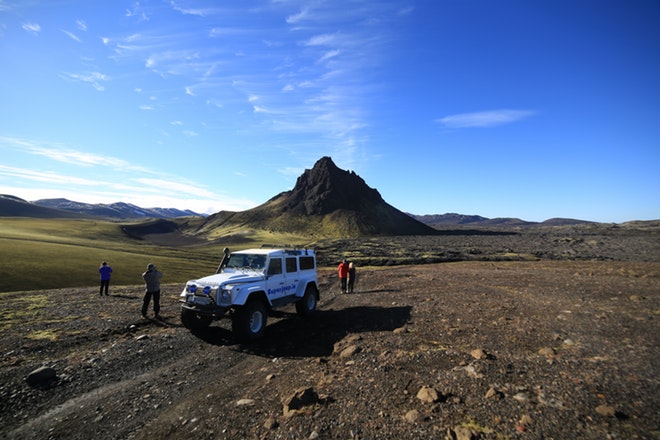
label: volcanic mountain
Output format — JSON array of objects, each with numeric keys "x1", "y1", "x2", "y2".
[{"x1": 197, "y1": 156, "x2": 437, "y2": 238}]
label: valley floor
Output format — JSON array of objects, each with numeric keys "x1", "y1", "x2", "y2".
[{"x1": 1, "y1": 261, "x2": 659, "y2": 439}]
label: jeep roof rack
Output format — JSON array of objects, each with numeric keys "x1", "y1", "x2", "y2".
[{"x1": 259, "y1": 244, "x2": 313, "y2": 255}]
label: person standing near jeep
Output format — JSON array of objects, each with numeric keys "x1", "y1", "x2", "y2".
[
  {"x1": 99, "y1": 261, "x2": 113, "y2": 296},
  {"x1": 142, "y1": 263, "x2": 163, "y2": 319},
  {"x1": 347, "y1": 261, "x2": 357, "y2": 294},
  {"x1": 338, "y1": 259, "x2": 349, "y2": 293}
]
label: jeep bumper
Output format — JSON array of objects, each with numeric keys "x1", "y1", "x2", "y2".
[{"x1": 180, "y1": 300, "x2": 230, "y2": 318}]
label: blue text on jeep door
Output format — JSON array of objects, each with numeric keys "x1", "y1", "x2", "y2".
[{"x1": 265, "y1": 257, "x2": 298, "y2": 300}]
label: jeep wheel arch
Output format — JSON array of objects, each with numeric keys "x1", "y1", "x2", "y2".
[
  {"x1": 295, "y1": 284, "x2": 318, "y2": 317},
  {"x1": 232, "y1": 299, "x2": 268, "y2": 342}
]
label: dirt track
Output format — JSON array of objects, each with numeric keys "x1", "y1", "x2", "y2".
[{"x1": 1, "y1": 259, "x2": 658, "y2": 439}]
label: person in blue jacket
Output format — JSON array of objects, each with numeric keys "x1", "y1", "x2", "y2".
[{"x1": 99, "y1": 261, "x2": 113, "y2": 296}]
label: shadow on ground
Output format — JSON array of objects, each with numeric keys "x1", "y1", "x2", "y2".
[{"x1": 191, "y1": 305, "x2": 412, "y2": 359}]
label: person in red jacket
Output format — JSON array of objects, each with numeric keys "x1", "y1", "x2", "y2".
[{"x1": 337, "y1": 259, "x2": 349, "y2": 293}]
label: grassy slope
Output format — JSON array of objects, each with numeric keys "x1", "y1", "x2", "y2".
[
  {"x1": 0, "y1": 218, "x2": 224, "y2": 293},
  {"x1": 0, "y1": 218, "x2": 319, "y2": 293}
]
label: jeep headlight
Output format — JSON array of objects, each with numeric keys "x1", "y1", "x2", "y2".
[
  {"x1": 218, "y1": 289, "x2": 231, "y2": 304},
  {"x1": 188, "y1": 284, "x2": 198, "y2": 294}
]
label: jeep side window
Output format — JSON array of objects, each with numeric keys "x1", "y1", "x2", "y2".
[
  {"x1": 285, "y1": 257, "x2": 297, "y2": 273},
  {"x1": 299, "y1": 256, "x2": 315, "y2": 270},
  {"x1": 267, "y1": 258, "x2": 283, "y2": 276}
]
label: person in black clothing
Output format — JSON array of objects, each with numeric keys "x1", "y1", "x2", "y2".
[{"x1": 347, "y1": 261, "x2": 357, "y2": 294}]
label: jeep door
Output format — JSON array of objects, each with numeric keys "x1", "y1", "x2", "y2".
[
  {"x1": 265, "y1": 257, "x2": 298, "y2": 300},
  {"x1": 284, "y1": 256, "x2": 302, "y2": 295}
]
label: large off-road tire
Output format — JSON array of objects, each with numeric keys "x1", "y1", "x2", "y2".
[
  {"x1": 295, "y1": 285, "x2": 318, "y2": 317},
  {"x1": 180, "y1": 308, "x2": 212, "y2": 330},
  {"x1": 232, "y1": 299, "x2": 268, "y2": 342}
]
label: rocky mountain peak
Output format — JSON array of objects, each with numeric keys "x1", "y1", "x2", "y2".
[
  {"x1": 203, "y1": 156, "x2": 439, "y2": 237},
  {"x1": 285, "y1": 156, "x2": 381, "y2": 216}
]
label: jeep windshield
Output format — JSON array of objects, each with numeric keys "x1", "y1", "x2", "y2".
[{"x1": 225, "y1": 253, "x2": 266, "y2": 272}]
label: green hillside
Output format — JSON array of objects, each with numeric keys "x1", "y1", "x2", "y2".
[
  {"x1": 0, "y1": 217, "x2": 322, "y2": 293},
  {"x1": 0, "y1": 218, "x2": 223, "y2": 292}
]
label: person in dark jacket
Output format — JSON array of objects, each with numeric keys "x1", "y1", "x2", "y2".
[
  {"x1": 141, "y1": 263, "x2": 163, "y2": 319},
  {"x1": 347, "y1": 261, "x2": 357, "y2": 294},
  {"x1": 99, "y1": 261, "x2": 113, "y2": 296}
]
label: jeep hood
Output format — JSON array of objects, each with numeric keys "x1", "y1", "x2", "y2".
[{"x1": 188, "y1": 270, "x2": 264, "y2": 286}]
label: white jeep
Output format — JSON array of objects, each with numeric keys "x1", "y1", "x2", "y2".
[{"x1": 179, "y1": 247, "x2": 319, "y2": 341}]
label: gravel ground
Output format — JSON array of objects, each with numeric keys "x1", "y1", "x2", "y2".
[{"x1": 1, "y1": 224, "x2": 659, "y2": 439}]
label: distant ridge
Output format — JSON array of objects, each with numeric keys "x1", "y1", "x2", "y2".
[
  {"x1": 0, "y1": 194, "x2": 83, "y2": 218},
  {"x1": 412, "y1": 213, "x2": 593, "y2": 228},
  {"x1": 197, "y1": 156, "x2": 437, "y2": 238},
  {"x1": 0, "y1": 194, "x2": 201, "y2": 219},
  {"x1": 33, "y1": 199, "x2": 200, "y2": 219},
  {"x1": 541, "y1": 218, "x2": 593, "y2": 226}
]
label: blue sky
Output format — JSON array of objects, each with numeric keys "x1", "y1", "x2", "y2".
[{"x1": 1, "y1": 0, "x2": 658, "y2": 223}]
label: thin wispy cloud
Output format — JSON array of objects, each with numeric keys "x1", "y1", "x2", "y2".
[
  {"x1": 62, "y1": 30, "x2": 81, "y2": 42},
  {"x1": 254, "y1": 105, "x2": 275, "y2": 114},
  {"x1": 59, "y1": 71, "x2": 109, "y2": 91},
  {"x1": 28, "y1": 146, "x2": 109, "y2": 166},
  {"x1": 145, "y1": 49, "x2": 202, "y2": 71},
  {"x1": 209, "y1": 27, "x2": 252, "y2": 38},
  {"x1": 0, "y1": 136, "x2": 148, "y2": 173},
  {"x1": 318, "y1": 49, "x2": 341, "y2": 64},
  {"x1": 0, "y1": 164, "x2": 100, "y2": 186},
  {"x1": 437, "y1": 110, "x2": 535, "y2": 128},
  {"x1": 305, "y1": 33, "x2": 339, "y2": 47},
  {"x1": 0, "y1": 1, "x2": 13, "y2": 12},
  {"x1": 136, "y1": 178, "x2": 216, "y2": 198},
  {"x1": 286, "y1": 7, "x2": 310, "y2": 24},
  {"x1": 0, "y1": 165, "x2": 159, "y2": 197},
  {"x1": 131, "y1": 177, "x2": 256, "y2": 212},
  {"x1": 22, "y1": 23, "x2": 40, "y2": 35},
  {"x1": 284, "y1": 1, "x2": 383, "y2": 27},
  {"x1": 169, "y1": 1, "x2": 223, "y2": 18},
  {"x1": 125, "y1": 3, "x2": 149, "y2": 22}
]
